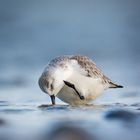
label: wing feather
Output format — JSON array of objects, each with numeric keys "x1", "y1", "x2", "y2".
[{"x1": 70, "y1": 55, "x2": 112, "y2": 84}]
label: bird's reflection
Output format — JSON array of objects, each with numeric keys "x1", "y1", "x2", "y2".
[{"x1": 38, "y1": 104, "x2": 107, "y2": 110}]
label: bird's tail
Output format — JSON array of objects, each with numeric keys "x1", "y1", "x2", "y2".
[{"x1": 109, "y1": 82, "x2": 123, "y2": 88}]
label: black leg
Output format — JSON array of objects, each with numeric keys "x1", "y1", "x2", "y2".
[{"x1": 63, "y1": 81, "x2": 85, "y2": 100}]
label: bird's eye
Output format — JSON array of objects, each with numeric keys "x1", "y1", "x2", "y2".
[
  {"x1": 50, "y1": 84, "x2": 54, "y2": 91},
  {"x1": 44, "y1": 79, "x2": 49, "y2": 88}
]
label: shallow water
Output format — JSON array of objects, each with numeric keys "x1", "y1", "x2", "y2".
[
  {"x1": 0, "y1": 0, "x2": 140, "y2": 140},
  {"x1": 0, "y1": 95, "x2": 140, "y2": 140}
]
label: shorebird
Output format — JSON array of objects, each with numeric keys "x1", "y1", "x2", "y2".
[{"x1": 38, "y1": 55, "x2": 123, "y2": 105}]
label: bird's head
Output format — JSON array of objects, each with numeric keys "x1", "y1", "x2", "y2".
[{"x1": 38, "y1": 70, "x2": 65, "y2": 105}]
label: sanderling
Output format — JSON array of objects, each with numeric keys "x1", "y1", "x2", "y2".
[{"x1": 38, "y1": 55, "x2": 123, "y2": 105}]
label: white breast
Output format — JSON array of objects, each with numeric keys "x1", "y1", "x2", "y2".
[{"x1": 57, "y1": 70, "x2": 109, "y2": 105}]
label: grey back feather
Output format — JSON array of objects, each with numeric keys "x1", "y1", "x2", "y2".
[
  {"x1": 44, "y1": 55, "x2": 123, "y2": 88},
  {"x1": 70, "y1": 55, "x2": 123, "y2": 88}
]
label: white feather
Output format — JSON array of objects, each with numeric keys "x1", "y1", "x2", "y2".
[{"x1": 56, "y1": 59, "x2": 109, "y2": 105}]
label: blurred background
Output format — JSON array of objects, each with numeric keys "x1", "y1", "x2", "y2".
[
  {"x1": 0, "y1": 0, "x2": 140, "y2": 140},
  {"x1": 0, "y1": 0, "x2": 140, "y2": 102}
]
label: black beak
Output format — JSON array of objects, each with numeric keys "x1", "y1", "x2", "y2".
[{"x1": 50, "y1": 95, "x2": 55, "y2": 105}]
